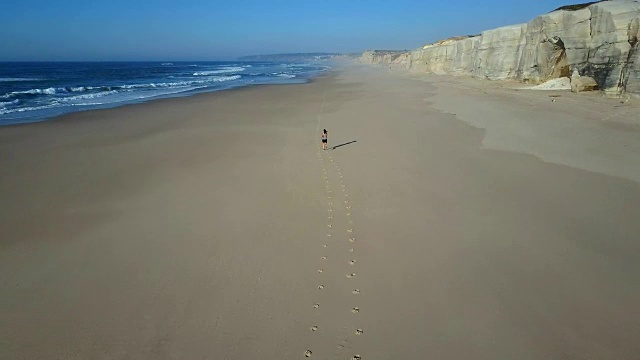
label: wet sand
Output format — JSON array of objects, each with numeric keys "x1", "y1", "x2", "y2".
[{"x1": 1, "y1": 66, "x2": 639, "y2": 359}]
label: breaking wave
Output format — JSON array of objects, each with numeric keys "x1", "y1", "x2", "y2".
[
  {"x1": 0, "y1": 77, "x2": 44, "y2": 82},
  {"x1": 193, "y1": 67, "x2": 245, "y2": 75},
  {"x1": 0, "y1": 75, "x2": 242, "y2": 100}
]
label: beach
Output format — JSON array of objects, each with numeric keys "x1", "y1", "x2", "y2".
[{"x1": 1, "y1": 65, "x2": 639, "y2": 359}]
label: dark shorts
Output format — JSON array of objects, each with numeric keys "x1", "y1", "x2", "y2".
[{"x1": 322, "y1": 139, "x2": 327, "y2": 143}]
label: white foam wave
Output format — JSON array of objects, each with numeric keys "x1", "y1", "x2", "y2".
[
  {"x1": 125, "y1": 75, "x2": 241, "y2": 89},
  {"x1": 3, "y1": 86, "x2": 92, "y2": 97},
  {"x1": 0, "y1": 99, "x2": 20, "y2": 108},
  {"x1": 0, "y1": 77, "x2": 44, "y2": 82},
  {"x1": 70, "y1": 102, "x2": 104, "y2": 106},
  {"x1": 277, "y1": 74, "x2": 296, "y2": 78},
  {"x1": 193, "y1": 67, "x2": 245, "y2": 76},
  {"x1": 1, "y1": 75, "x2": 241, "y2": 101},
  {"x1": 0, "y1": 103, "x2": 58, "y2": 115},
  {"x1": 57, "y1": 90, "x2": 120, "y2": 103},
  {"x1": 14, "y1": 87, "x2": 60, "y2": 95}
]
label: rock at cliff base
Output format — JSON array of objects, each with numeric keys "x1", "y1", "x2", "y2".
[
  {"x1": 571, "y1": 76, "x2": 599, "y2": 93},
  {"x1": 529, "y1": 77, "x2": 571, "y2": 90}
]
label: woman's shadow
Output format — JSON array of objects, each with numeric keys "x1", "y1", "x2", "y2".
[{"x1": 331, "y1": 140, "x2": 357, "y2": 150}]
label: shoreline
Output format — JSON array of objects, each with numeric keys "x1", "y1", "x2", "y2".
[{"x1": 0, "y1": 63, "x2": 338, "y2": 128}]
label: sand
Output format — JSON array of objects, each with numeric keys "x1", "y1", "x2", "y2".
[{"x1": 1, "y1": 66, "x2": 639, "y2": 359}]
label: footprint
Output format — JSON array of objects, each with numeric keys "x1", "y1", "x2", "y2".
[
  {"x1": 305, "y1": 350, "x2": 312, "y2": 357},
  {"x1": 346, "y1": 206, "x2": 351, "y2": 210},
  {"x1": 349, "y1": 260, "x2": 356, "y2": 265},
  {"x1": 318, "y1": 269, "x2": 323, "y2": 273},
  {"x1": 321, "y1": 256, "x2": 327, "y2": 260},
  {"x1": 346, "y1": 213, "x2": 351, "y2": 216},
  {"x1": 322, "y1": 244, "x2": 328, "y2": 248},
  {"x1": 351, "y1": 307, "x2": 359, "y2": 313},
  {"x1": 355, "y1": 329, "x2": 363, "y2": 335},
  {"x1": 327, "y1": 234, "x2": 332, "y2": 237},
  {"x1": 327, "y1": 224, "x2": 332, "y2": 228},
  {"x1": 352, "y1": 289, "x2": 360, "y2": 294},
  {"x1": 346, "y1": 273, "x2": 356, "y2": 278},
  {"x1": 313, "y1": 303, "x2": 320, "y2": 309},
  {"x1": 347, "y1": 229, "x2": 354, "y2": 233},
  {"x1": 318, "y1": 285, "x2": 324, "y2": 290},
  {"x1": 311, "y1": 326, "x2": 318, "y2": 332},
  {"x1": 349, "y1": 238, "x2": 356, "y2": 243},
  {"x1": 352, "y1": 355, "x2": 361, "y2": 360},
  {"x1": 348, "y1": 248, "x2": 354, "y2": 252}
]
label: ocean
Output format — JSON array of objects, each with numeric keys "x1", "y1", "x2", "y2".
[{"x1": 0, "y1": 61, "x2": 331, "y2": 126}]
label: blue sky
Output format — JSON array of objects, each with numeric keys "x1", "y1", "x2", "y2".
[{"x1": 1, "y1": 0, "x2": 577, "y2": 61}]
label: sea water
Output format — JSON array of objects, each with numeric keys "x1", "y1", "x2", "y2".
[{"x1": 0, "y1": 61, "x2": 331, "y2": 125}]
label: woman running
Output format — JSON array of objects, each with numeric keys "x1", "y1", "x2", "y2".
[{"x1": 321, "y1": 129, "x2": 328, "y2": 150}]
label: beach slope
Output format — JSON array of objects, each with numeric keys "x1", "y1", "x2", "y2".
[{"x1": 1, "y1": 66, "x2": 639, "y2": 359}]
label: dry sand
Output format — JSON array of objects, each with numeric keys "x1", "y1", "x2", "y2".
[{"x1": 1, "y1": 66, "x2": 639, "y2": 359}]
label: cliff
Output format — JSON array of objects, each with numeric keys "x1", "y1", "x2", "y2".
[
  {"x1": 359, "y1": 50, "x2": 410, "y2": 66},
  {"x1": 361, "y1": 0, "x2": 640, "y2": 95}
]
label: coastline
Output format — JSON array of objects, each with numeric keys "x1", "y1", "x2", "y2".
[
  {"x1": 0, "y1": 62, "x2": 330, "y2": 128},
  {"x1": 2, "y1": 65, "x2": 639, "y2": 359},
  {"x1": 0, "y1": 72, "x2": 332, "y2": 129}
]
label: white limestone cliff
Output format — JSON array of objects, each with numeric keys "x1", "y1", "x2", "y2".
[{"x1": 361, "y1": 0, "x2": 640, "y2": 95}]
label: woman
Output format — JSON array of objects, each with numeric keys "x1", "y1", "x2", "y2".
[{"x1": 321, "y1": 129, "x2": 328, "y2": 150}]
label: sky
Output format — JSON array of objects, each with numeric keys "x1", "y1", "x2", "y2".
[{"x1": 0, "y1": 0, "x2": 582, "y2": 61}]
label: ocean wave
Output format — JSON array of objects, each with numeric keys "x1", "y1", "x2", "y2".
[
  {"x1": 1, "y1": 86, "x2": 86, "y2": 98},
  {"x1": 0, "y1": 77, "x2": 44, "y2": 82},
  {"x1": 123, "y1": 75, "x2": 241, "y2": 89},
  {"x1": 70, "y1": 102, "x2": 104, "y2": 106},
  {"x1": 1, "y1": 76, "x2": 241, "y2": 100},
  {"x1": 277, "y1": 74, "x2": 296, "y2": 78},
  {"x1": 19, "y1": 87, "x2": 60, "y2": 95},
  {"x1": 0, "y1": 103, "x2": 58, "y2": 115},
  {"x1": 193, "y1": 67, "x2": 245, "y2": 75},
  {"x1": 161, "y1": 63, "x2": 174, "y2": 66},
  {"x1": 0, "y1": 99, "x2": 20, "y2": 108},
  {"x1": 56, "y1": 90, "x2": 120, "y2": 103}
]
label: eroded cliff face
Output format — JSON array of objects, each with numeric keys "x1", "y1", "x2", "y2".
[
  {"x1": 360, "y1": 51, "x2": 409, "y2": 66},
  {"x1": 362, "y1": 0, "x2": 640, "y2": 95}
]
